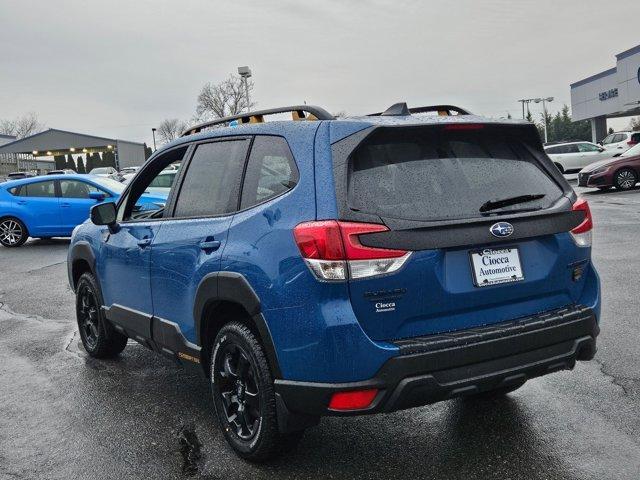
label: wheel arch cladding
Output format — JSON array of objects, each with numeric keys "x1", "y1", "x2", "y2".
[
  {"x1": 194, "y1": 271, "x2": 282, "y2": 379},
  {"x1": 69, "y1": 242, "x2": 96, "y2": 291}
]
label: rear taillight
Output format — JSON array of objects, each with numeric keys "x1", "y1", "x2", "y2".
[
  {"x1": 293, "y1": 221, "x2": 411, "y2": 281},
  {"x1": 328, "y1": 389, "x2": 378, "y2": 411},
  {"x1": 628, "y1": 140, "x2": 637, "y2": 146},
  {"x1": 570, "y1": 198, "x2": 592, "y2": 247}
]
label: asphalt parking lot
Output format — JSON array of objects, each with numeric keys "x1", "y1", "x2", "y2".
[{"x1": 1, "y1": 184, "x2": 640, "y2": 480}]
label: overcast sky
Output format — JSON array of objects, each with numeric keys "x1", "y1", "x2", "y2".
[{"x1": 1, "y1": 0, "x2": 639, "y2": 145}]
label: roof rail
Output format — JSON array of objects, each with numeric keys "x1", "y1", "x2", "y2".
[
  {"x1": 368, "y1": 103, "x2": 472, "y2": 117},
  {"x1": 181, "y1": 105, "x2": 335, "y2": 136}
]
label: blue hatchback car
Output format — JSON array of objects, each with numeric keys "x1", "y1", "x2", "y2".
[
  {"x1": 67, "y1": 104, "x2": 600, "y2": 461},
  {"x1": 0, "y1": 174, "x2": 166, "y2": 247}
]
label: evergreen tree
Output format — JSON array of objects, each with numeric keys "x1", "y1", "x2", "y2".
[
  {"x1": 608, "y1": 127, "x2": 614, "y2": 134},
  {"x1": 54, "y1": 155, "x2": 65, "y2": 169},
  {"x1": 76, "y1": 156, "x2": 86, "y2": 174},
  {"x1": 85, "y1": 153, "x2": 93, "y2": 172},
  {"x1": 66, "y1": 154, "x2": 76, "y2": 171},
  {"x1": 103, "y1": 151, "x2": 116, "y2": 168},
  {"x1": 144, "y1": 143, "x2": 153, "y2": 159}
]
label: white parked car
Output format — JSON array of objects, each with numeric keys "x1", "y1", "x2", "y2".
[
  {"x1": 599, "y1": 131, "x2": 640, "y2": 152},
  {"x1": 544, "y1": 141, "x2": 612, "y2": 173},
  {"x1": 89, "y1": 166, "x2": 118, "y2": 177},
  {"x1": 144, "y1": 169, "x2": 177, "y2": 195}
]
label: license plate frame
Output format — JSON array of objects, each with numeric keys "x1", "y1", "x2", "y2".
[{"x1": 469, "y1": 247, "x2": 524, "y2": 287}]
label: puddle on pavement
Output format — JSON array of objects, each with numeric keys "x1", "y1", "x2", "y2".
[{"x1": 178, "y1": 424, "x2": 204, "y2": 476}]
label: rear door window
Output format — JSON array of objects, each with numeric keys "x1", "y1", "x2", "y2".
[
  {"x1": 348, "y1": 126, "x2": 564, "y2": 222},
  {"x1": 20, "y1": 180, "x2": 56, "y2": 197},
  {"x1": 173, "y1": 139, "x2": 249, "y2": 218},
  {"x1": 545, "y1": 146, "x2": 562, "y2": 154},
  {"x1": 240, "y1": 136, "x2": 298, "y2": 209}
]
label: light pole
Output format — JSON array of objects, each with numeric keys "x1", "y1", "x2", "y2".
[
  {"x1": 151, "y1": 128, "x2": 157, "y2": 151},
  {"x1": 237, "y1": 66, "x2": 252, "y2": 112},
  {"x1": 534, "y1": 97, "x2": 554, "y2": 143}
]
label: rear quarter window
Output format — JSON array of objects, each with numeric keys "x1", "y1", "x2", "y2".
[{"x1": 348, "y1": 126, "x2": 564, "y2": 222}]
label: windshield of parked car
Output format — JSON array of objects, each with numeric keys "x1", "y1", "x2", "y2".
[
  {"x1": 90, "y1": 176, "x2": 126, "y2": 193},
  {"x1": 348, "y1": 126, "x2": 564, "y2": 222},
  {"x1": 90, "y1": 167, "x2": 110, "y2": 174}
]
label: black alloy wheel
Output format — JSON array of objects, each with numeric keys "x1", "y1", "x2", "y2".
[
  {"x1": 216, "y1": 343, "x2": 261, "y2": 440},
  {"x1": 78, "y1": 284, "x2": 100, "y2": 351},
  {"x1": 75, "y1": 272, "x2": 128, "y2": 358},
  {"x1": 210, "y1": 322, "x2": 305, "y2": 461}
]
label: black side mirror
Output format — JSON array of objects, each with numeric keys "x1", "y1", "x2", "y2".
[
  {"x1": 88, "y1": 191, "x2": 106, "y2": 202},
  {"x1": 90, "y1": 202, "x2": 117, "y2": 226}
]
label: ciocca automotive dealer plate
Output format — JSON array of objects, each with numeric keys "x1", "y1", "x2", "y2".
[{"x1": 470, "y1": 247, "x2": 524, "y2": 287}]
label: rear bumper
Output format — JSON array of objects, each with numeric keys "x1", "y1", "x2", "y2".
[{"x1": 274, "y1": 305, "x2": 598, "y2": 422}]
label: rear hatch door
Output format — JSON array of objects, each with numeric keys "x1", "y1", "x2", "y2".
[{"x1": 332, "y1": 122, "x2": 587, "y2": 341}]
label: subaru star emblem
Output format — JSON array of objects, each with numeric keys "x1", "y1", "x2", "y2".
[{"x1": 490, "y1": 222, "x2": 514, "y2": 238}]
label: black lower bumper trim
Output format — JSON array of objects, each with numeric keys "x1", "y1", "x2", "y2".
[{"x1": 274, "y1": 305, "x2": 598, "y2": 418}]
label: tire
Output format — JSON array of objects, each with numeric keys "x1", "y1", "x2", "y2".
[
  {"x1": 553, "y1": 163, "x2": 564, "y2": 174},
  {"x1": 0, "y1": 217, "x2": 28, "y2": 247},
  {"x1": 210, "y1": 321, "x2": 303, "y2": 462},
  {"x1": 464, "y1": 380, "x2": 526, "y2": 400},
  {"x1": 614, "y1": 168, "x2": 637, "y2": 190},
  {"x1": 75, "y1": 272, "x2": 128, "y2": 358}
]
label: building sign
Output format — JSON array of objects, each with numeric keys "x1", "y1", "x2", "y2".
[{"x1": 599, "y1": 88, "x2": 618, "y2": 101}]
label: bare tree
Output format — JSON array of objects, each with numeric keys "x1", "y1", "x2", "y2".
[
  {"x1": 629, "y1": 117, "x2": 640, "y2": 131},
  {"x1": 0, "y1": 112, "x2": 45, "y2": 139},
  {"x1": 156, "y1": 118, "x2": 189, "y2": 144},
  {"x1": 195, "y1": 74, "x2": 256, "y2": 121}
]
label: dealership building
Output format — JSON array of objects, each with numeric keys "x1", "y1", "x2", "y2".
[{"x1": 571, "y1": 44, "x2": 640, "y2": 142}]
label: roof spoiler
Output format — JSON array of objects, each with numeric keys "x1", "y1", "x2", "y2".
[
  {"x1": 181, "y1": 105, "x2": 335, "y2": 137},
  {"x1": 369, "y1": 102, "x2": 472, "y2": 117}
]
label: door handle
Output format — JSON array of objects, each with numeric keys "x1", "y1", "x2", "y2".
[
  {"x1": 17, "y1": 200, "x2": 26, "y2": 205},
  {"x1": 61, "y1": 202, "x2": 70, "y2": 207},
  {"x1": 200, "y1": 239, "x2": 221, "y2": 251},
  {"x1": 137, "y1": 238, "x2": 152, "y2": 248}
]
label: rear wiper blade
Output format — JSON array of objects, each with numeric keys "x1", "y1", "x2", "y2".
[{"x1": 479, "y1": 194, "x2": 545, "y2": 213}]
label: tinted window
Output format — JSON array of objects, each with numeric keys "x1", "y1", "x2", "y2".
[
  {"x1": 60, "y1": 180, "x2": 107, "y2": 198},
  {"x1": 22, "y1": 181, "x2": 56, "y2": 198},
  {"x1": 602, "y1": 135, "x2": 614, "y2": 144},
  {"x1": 613, "y1": 134, "x2": 625, "y2": 143},
  {"x1": 240, "y1": 136, "x2": 298, "y2": 209},
  {"x1": 578, "y1": 143, "x2": 600, "y2": 153},
  {"x1": 174, "y1": 140, "x2": 248, "y2": 218},
  {"x1": 348, "y1": 126, "x2": 564, "y2": 222},
  {"x1": 545, "y1": 146, "x2": 562, "y2": 154}
]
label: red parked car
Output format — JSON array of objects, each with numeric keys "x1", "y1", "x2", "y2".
[{"x1": 578, "y1": 143, "x2": 640, "y2": 190}]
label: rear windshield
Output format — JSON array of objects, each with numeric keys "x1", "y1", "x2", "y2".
[{"x1": 348, "y1": 126, "x2": 563, "y2": 222}]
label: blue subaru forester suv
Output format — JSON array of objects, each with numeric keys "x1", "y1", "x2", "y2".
[{"x1": 68, "y1": 104, "x2": 600, "y2": 461}]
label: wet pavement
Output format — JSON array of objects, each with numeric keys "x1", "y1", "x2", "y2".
[{"x1": 1, "y1": 186, "x2": 640, "y2": 479}]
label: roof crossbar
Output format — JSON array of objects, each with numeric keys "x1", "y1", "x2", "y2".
[
  {"x1": 181, "y1": 105, "x2": 335, "y2": 136},
  {"x1": 368, "y1": 103, "x2": 472, "y2": 117}
]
